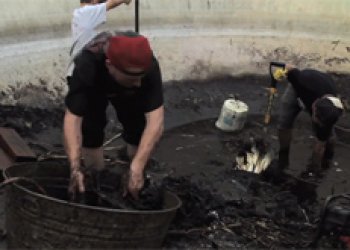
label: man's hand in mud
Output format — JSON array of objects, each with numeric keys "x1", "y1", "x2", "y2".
[
  {"x1": 124, "y1": 168, "x2": 144, "y2": 200},
  {"x1": 68, "y1": 169, "x2": 85, "y2": 200}
]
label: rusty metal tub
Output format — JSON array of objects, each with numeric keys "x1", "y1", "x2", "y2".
[{"x1": 3, "y1": 162, "x2": 181, "y2": 249}]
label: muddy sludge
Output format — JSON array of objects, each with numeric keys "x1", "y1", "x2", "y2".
[
  {"x1": 1, "y1": 74, "x2": 350, "y2": 248},
  {"x1": 3, "y1": 167, "x2": 323, "y2": 249},
  {"x1": 10, "y1": 116, "x2": 347, "y2": 249},
  {"x1": 155, "y1": 117, "x2": 348, "y2": 249}
]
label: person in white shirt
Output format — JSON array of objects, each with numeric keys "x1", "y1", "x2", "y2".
[{"x1": 68, "y1": 0, "x2": 131, "y2": 76}]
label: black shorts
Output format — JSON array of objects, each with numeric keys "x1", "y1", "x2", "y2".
[
  {"x1": 82, "y1": 95, "x2": 145, "y2": 148},
  {"x1": 278, "y1": 85, "x2": 333, "y2": 141}
]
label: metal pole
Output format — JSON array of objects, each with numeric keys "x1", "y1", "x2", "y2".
[{"x1": 135, "y1": 0, "x2": 139, "y2": 33}]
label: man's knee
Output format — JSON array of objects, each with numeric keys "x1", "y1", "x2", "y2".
[
  {"x1": 278, "y1": 99, "x2": 301, "y2": 130},
  {"x1": 278, "y1": 111, "x2": 296, "y2": 130},
  {"x1": 278, "y1": 86, "x2": 300, "y2": 129}
]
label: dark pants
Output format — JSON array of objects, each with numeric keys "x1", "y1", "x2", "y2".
[{"x1": 82, "y1": 94, "x2": 145, "y2": 148}]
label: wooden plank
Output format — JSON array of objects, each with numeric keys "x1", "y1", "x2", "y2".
[
  {"x1": 0, "y1": 148, "x2": 14, "y2": 170},
  {"x1": 0, "y1": 127, "x2": 36, "y2": 161}
]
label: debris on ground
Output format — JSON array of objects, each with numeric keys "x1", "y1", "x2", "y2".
[
  {"x1": 235, "y1": 137, "x2": 273, "y2": 174},
  {"x1": 1, "y1": 75, "x2": 350, "y2": 249}
]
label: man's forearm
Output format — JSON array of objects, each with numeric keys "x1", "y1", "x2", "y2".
[
  {"x1": 132, "y1": 123, "x2": 163, "y2": 172},
  {"x1": 63, "y1": 109, "x2": 83, "y2": 171},
  {"x1": 106, "y1": 0, "x2": 130, "y2": 10},
  {"x1": 131, "y1": 108, "x2": 164, "y2": 173}
]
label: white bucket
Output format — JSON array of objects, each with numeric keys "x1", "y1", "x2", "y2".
[{"x1": 215, "y1": 99, "x2": 249, "y2": 132}]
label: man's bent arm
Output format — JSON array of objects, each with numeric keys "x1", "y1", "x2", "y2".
[
  {"x1": 106, "y1": 0, "x2": 131, "y2": 11},
  {"x1": 64, "y1": 109, "x2": 83, "y2": 171},
  {"x1": 131, "y1": 106, "x2": 164, "y2": 174}
]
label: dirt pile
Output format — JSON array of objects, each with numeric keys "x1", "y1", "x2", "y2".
[
  {"x1": 0, "y1": 105, "x2": 64, "y2": 137},
  {"x1": 161, "y1": 173, "x2": 323, "y2": 248}
]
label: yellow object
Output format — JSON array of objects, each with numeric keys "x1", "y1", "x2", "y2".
[
  {"x1": 273, "y1": 68, "x2": 288, "y2": 81},
  {"x1": 269, "y1": 87, "x2": 277, "y2": 94}
]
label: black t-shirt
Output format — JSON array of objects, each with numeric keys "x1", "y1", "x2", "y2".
[
  {"x1": 65, "y1": 49, "x2": 163, "y2": 117},
  {"x1": 287, "y1": 68, "x2": 338, "y2": 141}
]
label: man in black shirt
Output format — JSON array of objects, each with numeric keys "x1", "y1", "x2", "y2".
[
  {"x1": 64, "y1": 31, "x2": 164, "y2": 199},
  {"x1": 277, "y1": 64, "x2": 344, "y2": 176}
]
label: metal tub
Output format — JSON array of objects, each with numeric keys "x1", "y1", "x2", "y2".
[{"x1": 4, "y1": 162, "x2": 181, "y2": 249}]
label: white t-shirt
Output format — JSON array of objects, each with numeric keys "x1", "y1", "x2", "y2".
[{"x1": 67, "y1": 3, "x2": 107, "y2": 76}]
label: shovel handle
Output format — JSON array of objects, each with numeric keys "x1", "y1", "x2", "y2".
[
  {"x1": 135, "y1": 0, "x2": 139, "y2": 33},
  {"x1": 270, "y1": 62, "x2": 286, "y2": 68},
  {"x1": 264, "y1": 113, "x2": 271, "y2": 125},
  {"x1": 264, "y1": 88, "x2": 277, "y2": 125}
]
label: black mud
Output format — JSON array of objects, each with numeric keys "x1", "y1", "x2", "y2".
[{"x1": 0, "y1": 74, "x2": 350, "y2": 249}]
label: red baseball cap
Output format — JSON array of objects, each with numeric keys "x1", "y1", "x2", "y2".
[{"x1": 107, "y1": 35, "x2": 153, "y2": 75}]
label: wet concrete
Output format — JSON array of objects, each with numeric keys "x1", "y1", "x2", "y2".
[
  {"x1": 155, "y1": 116, "x2": 350, "y2": 201},
  {"x1": 0, "y1": 74, "x2": 349, "y2": 248}
]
